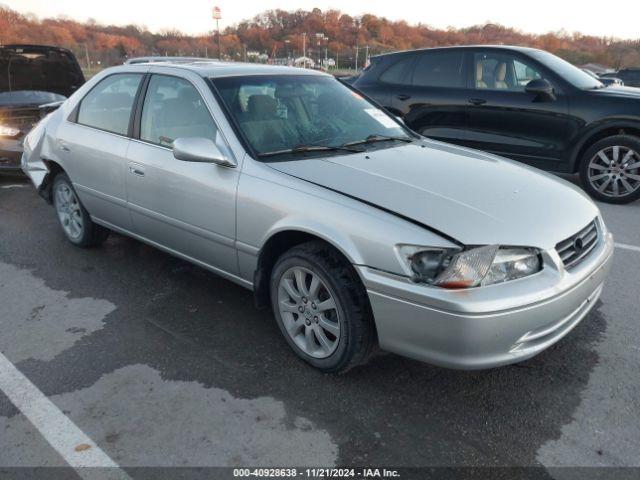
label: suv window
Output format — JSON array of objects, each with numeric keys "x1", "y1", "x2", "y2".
[
  {"x1": 474, "y1": 52, "x2": 543, "y2": 91},
  {"x1": 411, "y1": 51, "x2": 464, "y2": 88},
  {"x1": 379, "y1": 56, "x2": 414, "y2": 84},
  {"x1": 77, "y1": 74, "x2": 142, "y2": 135},
  {"x1": 140, "y1": 75, "x2": 216, "y2": 147}
]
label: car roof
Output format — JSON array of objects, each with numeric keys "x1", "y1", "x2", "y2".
[
  {"x1": 116, "y1": 60, "x2": 328, "y2": 78},
  {"x1": 372, "y1": 44, "x2": 543, "y2": 59}
]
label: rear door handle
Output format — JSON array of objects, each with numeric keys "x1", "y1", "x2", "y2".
[
  {"x1": 396, "y1": 94, "x2": 412, "y2": 101},
  {"x1": 128, "y1": 163, "x2": 145, "y2": 177},
  {"x1": 58, "y1": 140, "x2": 71, "y2": 152},
  {"x1": 468, "y1": 98, "x2": 487, "y2": 106}
]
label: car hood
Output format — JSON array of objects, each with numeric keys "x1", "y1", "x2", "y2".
[
  {"x1": 588, "y1": 85, "x2": 640, "y2": 99},
  {"x1": 267, "y1": 141, "x2": 599, "y2": 249}
]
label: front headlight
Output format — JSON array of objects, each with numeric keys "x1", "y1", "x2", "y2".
[
  {"x1": 398, "y1": 244, "x2": 541, "y2": 288},
  {"x1": 0, "y1": 124, "x2": 20, "y2": 137}
]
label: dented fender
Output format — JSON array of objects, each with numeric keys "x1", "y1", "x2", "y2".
[{"x1": 21, "y1": 110, "x2": 62, "y2": 202}]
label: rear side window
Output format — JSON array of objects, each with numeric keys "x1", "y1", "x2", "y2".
[
  {"x1": 411, "y1": 51, "x2": 465, "y2": 88},
  {"x1": 379, "y1": 56, "x2": 414, "y2": 84},
  {"x1": 77, "y1": 74, "x2": 142, "y2": 135},
  {"x1": 140, "y1": 75, "x2": 216, "y2": 147}
]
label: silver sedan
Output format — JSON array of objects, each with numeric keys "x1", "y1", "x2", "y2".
[{"x1": 22, "y1": 61, "x2": 613, "y2": 372}]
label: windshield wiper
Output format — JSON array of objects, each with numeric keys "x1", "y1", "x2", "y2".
[
  {"x1": 257, "y1": 144, "x2": 363, "y2": 158},
  {"x1": 342, "y1": 134, "x2": 414, "y2": 148}
]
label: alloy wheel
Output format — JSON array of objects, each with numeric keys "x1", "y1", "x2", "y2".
[
  {"x1": 587, "y1": 145, "x2": 640, "y2": 198},
  {"x1": 54, "y1": 183, "x2": 84, "y2": 240},
  {"x1": 277, "y1": 266, "x2": 341, "y2": 359}
]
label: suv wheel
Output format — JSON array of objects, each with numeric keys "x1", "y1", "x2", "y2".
[
  {"x1": 53, "y1": 173, "x2": 110, "y2": 247},
  {"x1": 579, "y1": 135, "x2": 640, "y2": 204},
  {"x1": 270, "y1": 241, "x2": 376, "y2": 373}
]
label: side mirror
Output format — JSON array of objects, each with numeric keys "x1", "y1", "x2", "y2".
[
  {"x1": 172, "y1": 137, "x2": 236, "y2": 168},
  {"x1": 525, "y1": 79, "x2": 556, "y2": 101}
]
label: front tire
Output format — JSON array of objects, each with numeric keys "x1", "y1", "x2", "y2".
[
  {"x1": 270, "y1": 241, "x2": 376, "y2": 373},
  {"x1": 579, "y1": 135, "x2": 640, "y2": 204},
  {"x1": 52, "y1": 173, "x2": 110, "y2": 247}
]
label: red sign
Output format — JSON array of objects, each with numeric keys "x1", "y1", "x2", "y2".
[{"x1": 213, "y1": 6, "x2": 221, "y2": 19}]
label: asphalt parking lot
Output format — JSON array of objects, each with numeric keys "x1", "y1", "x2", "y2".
[{"x1": 1, "y1": 174, "x2": 639, "y2": 478}]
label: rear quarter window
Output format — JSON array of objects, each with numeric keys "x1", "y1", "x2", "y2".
[{"x1": 379, "y1": 56, "x2": 415, "y2": 84}]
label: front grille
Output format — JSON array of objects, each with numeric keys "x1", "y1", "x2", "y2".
[
  {"x1": 556, "y1": 220, "x2": 599, "y2": 270},
  {"x1": 0, "y1": 108, "x2": 42, "y2": 129}
]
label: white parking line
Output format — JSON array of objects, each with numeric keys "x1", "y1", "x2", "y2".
[
  {"x1": 0, "y1": 351, "x2": 130, "y2": 479},
  {"x1": 615, "y1": 242, "x2": 640, "y2": 253}
]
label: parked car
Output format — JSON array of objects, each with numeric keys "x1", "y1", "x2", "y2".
[
  {"x1": 0, "y1": 44, "x2": 84, "y2": 174},
  {"x1": 353, "y1": 46, "x2": 640, "y2": 204},
  {"x1": 582, "y1": 68, "x2": 623, "y2": 87},
  {"x1": 601, "y1": 68, "x2": 640, "y2": 88},
  {"x1": 22, "y1": 61, "x2": 613, "y2": 372}
]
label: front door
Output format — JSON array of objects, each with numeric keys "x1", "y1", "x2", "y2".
[
  {"x1": 465, "y1": 51, "x2": 571, "y2": 169},
  {"x1": 125, "y1": 73, "x2": 240, "y2": 275}
]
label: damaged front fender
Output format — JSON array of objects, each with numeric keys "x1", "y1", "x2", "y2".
[{"x1": 21, "y1": 111, "x2": 60, "y2": 203}]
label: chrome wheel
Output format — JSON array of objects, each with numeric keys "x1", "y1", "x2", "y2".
[
  {"x1": 54, "y1": 182, "x2": 84, "y2": 240},
  {"x1": 277, "y1": 266, "x2": 341, "y2": 359},
  {"x1": 587, "y1": 146, "x2": 640, "y2": 198}
]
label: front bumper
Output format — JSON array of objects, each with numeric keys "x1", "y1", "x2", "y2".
[
  {"x1": 0, "y1": 138, "x2": 25, "y2": 174},
  {"x1": 358, "y1": 231, "x2": 614, "y2": 369}
]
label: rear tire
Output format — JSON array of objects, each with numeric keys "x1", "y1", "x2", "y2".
[
  {"x1": 270, "y1": 241, "x2": 376, "y2": 373},
  {"x1": 579, "y1": 135, "x2": 640, "y2": 204},
  {"x1": 52, "y1": 173, "x2": 110, "y2": 247}
]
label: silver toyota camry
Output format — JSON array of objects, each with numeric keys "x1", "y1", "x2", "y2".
[{"x1": 22, "y1": 61, "x2": 614, "y2": 372}]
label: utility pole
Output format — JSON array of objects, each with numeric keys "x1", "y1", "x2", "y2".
[
  {"x1": 213, "y1": 6, "x2": 222, "y2": 59},
  {"x1": 365, "y1": 44, "x2": 369, "y2": 67},
  {"x1": 355, "y1": 44, "x2": 359, "y2": 72},
  {"x1": 303, "y1": 32, "x2": 307, "y2": 65},
  {"x1": 84, "y1": 44, "x2": 90, "y2": 70}
]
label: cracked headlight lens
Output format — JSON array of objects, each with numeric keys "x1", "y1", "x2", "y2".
[
  {"x1": 398, "y1": 245, "x2": 541, "y2": 288},
  {"x1": 434, "y1": 246, "x2": 541, "y2": 288}
]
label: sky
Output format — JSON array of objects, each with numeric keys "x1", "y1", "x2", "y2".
[{"x1": 6, "y1": 0, "x2": 640, "y2": 39}]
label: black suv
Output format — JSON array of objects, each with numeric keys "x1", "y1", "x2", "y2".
[
  {"x1": 0, "y1": 44, "x2": 84, "y2": 175},
  {"x1": 353, "y1": 46, "x2": 640, "y2": 204}
]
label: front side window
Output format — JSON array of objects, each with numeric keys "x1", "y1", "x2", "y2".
[
  {"x1": 474, "y1": 52, "x2": 544, "y2": 91},
  {"x1": 212, "y1": 75, "x2": 412, "y2": 158},
  {"x1": 140, "y1": 75, "x2": 217, "y2": 147},
  {"x1": 411, "y1": 51, "x2": 465, "y2": 88},
  {"x1": 77, "y1": 74, "x2": 142, "y2": 135}
]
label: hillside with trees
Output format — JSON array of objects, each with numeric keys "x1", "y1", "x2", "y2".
[{"x1": 1, "y1": 5, "x2": 639, "y2": 71}]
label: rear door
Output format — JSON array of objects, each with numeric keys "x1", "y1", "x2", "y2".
[
  {"x1": 57, "y1": 72, "x2": 144, "y2": 230},
  {"x1": 125, "y1": 71, "x2": 240, "y2": 275},
  {"x1": 390, "y1": 49, "x2": 469, "y2": 144},
  {"x1": 464, "y1": 50, "x2": 571, "y2": 169}
]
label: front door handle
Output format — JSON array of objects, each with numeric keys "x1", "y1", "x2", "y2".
[
  {"x1": 128, "y1": 163, "x2": 145, "y2": 177},
  {"x1": 396, "y1": 94, "x2": 412, "y2": 101},
  {"x1": 468, "y1": 98, "x2": 487, "y2": 106}
]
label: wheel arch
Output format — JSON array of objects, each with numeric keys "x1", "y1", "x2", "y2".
[
  {"x1": 570, "y1": 120, "x2": 640, "y2": 172},
  {"x1": 252, "y1": 227, "x2": 364, "y2": 309},
  {"x1": 38, "y1": 159, "x2": 66, "y2": 204}
]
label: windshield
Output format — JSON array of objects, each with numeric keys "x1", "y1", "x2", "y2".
[
  {"x1": 531, "y1": 51, "x2": 603, "y2": 90},
  {"x1": 211, "y1": 74, "x2": 412, "y2": 158}
]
